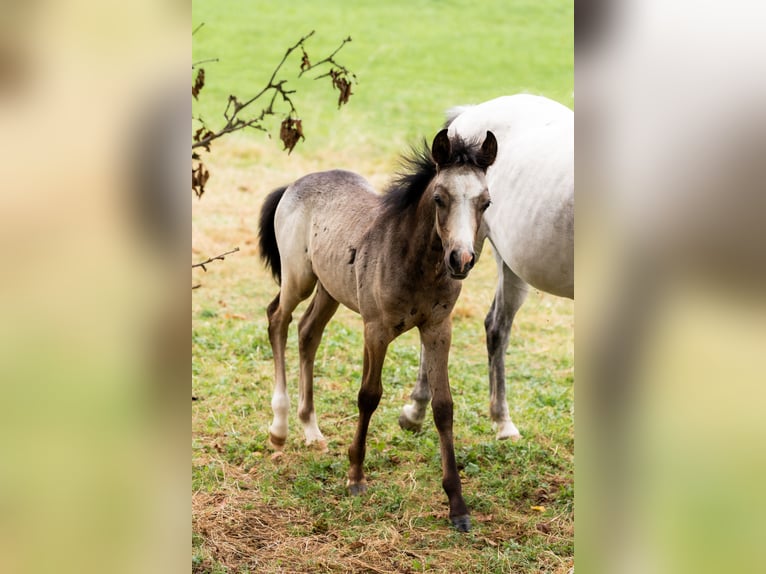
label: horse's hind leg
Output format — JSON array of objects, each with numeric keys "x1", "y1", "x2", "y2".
[
  {"x1": 486, "y1": 256, "x2": 528, "y2": 440},
  {"x1": 297, "y1": 283, "x2": 339, "y2": 450},
  {"x1": 398, "y1": 344, "x2": 431, "y2": 432},
  {"x1": 266, "y1": 271, "x2": 317, "y2": 450}
]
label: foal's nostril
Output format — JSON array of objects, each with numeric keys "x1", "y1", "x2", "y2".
[
  {"x1": 449, "y1": 250, "x2": 475, "y2": 274},
  {"x1": 449, "y1": 250, "x2": 460, "y2": 270}
]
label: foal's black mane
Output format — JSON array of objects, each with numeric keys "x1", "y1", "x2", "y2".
[{"x1": 381, "y1": 135, "x2": 488, "y2": 216}]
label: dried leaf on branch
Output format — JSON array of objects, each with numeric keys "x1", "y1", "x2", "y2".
[
  {"x1": 329, "y1": 69, "x2": 353, "y2": 108},
  {"x1": 280, "y1": 117, "x2": 304, "y2": 154},
  {"x1": 192, "y1": 162, "x2": 209, "y2": 199},
  {"x1": 192, "y1": 68, "x2": 205, "y2": 100},
  {"x1": 300, "y1": 48, "x2": 311, "y2": 73}
]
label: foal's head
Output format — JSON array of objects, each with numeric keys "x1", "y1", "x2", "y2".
[{"x1": 430, "y1": 129, "x2": 497, "y2": 279}]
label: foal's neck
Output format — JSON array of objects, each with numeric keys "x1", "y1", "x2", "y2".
[{"x1": 398, "y1": 188, "x2": 448, "y2": 282}]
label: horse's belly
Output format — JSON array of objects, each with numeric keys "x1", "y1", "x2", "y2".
[
  {"x1": 511, "y1": 253, "x2": 574, "y2": 298},
  {"x1": 491, "y1": 211, "x2": 574, "y2": 298}
]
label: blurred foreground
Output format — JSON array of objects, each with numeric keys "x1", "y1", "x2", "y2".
[
  {"x1": 1, "y1": 1, "x2": 189, "y2": 573},
  {"x1": 577, "y1": 1, "x2": 766, "y2": 573}
]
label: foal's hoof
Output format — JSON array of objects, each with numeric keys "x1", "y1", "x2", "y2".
[
  {"x1": 451, "y1": 514, "x2": 471, "y2": 532},
  {"x1": 347, "y1": 481, "x2": 367, "y2": 496},
  {"x1": 268, "y1": 432, "x2": 286, "y2": 451},
  {"x1": 398, "y1": 411, "x2": 423, "y2": 433}
]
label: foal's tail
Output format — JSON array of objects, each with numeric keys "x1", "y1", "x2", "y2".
[{"x1": 258, "y1": 185, "x2": 288, "y2": 283}]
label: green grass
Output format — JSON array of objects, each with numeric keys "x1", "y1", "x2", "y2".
[
  {"x1": 193, "y1": 0, "x2": 573, "y2": 158},
  {"x1": 192, "y1": 250, "x2": 573, "y2": 574},
  {"x1": 193, "y1": 1, "x2": 573, "y2": 572}
]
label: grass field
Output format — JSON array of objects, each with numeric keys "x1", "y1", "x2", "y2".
[{"x1": 193, "y1": 1, "x2": 573, "y2": 572}]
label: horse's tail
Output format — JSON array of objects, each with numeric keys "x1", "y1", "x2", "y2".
[
  {"x1": 258, "y1": 185, "x2": 288, "y2": 283},
  {"x1": 444, "y1": 104, "x2": 474, "y2": 128}
]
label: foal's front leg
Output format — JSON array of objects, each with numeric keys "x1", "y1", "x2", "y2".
[
  {"x1": 421, "y1": 320, "x2": 470, "y2": 532},
  {"x1": 347, "y1": 323, "x2": 390, "y2": 495}
]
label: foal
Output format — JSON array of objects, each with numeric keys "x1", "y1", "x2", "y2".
[{"x1": 258, "y1": 129, "x2": 497, "y2": 531}]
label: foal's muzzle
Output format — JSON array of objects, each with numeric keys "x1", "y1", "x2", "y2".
[{"x1": 447, "y1": 249, "x2": 475, "y2": 279}]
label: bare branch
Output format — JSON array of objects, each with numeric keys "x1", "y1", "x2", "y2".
[
  {"x1": 192, "y1": 247, "x2": 240, "y2": 271},
  {"x1": 192, "y1": 31, "x2": 317, "y2": 151},
  {"x1": 191, "y1": 30, "x2": 355, "y2": 151},
  {"x1": 192, "y1": 30, "x2": 356, "y2": 198}
]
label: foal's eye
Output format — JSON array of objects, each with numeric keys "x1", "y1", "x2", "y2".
[
  {"x1": 433, "y1": 194, "x2": 445, "y2": 207},
  {"x1": 481, "y1": 199, "x2": 492, "y2": 212}
]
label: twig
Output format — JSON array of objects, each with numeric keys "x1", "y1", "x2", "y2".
[
  {"x1": 336, "y1": 413, "x2": 359, "y2": 424},
  {"x1": 345, "y1": 557, "x2": 389, "y2": 574},
  {"x1": 298, "y1": 35, "x2": 353, "y2": 78},
  {"x1": 192, "y1": 22, "x2": 205, "y2": 36},
  {"x1": 192, "y1": 247, "x2": 240, "y2": 271},
  {"x1": 240, "y1": 31, "x2": 317, "y2": 110},
  {"x1": 193, "y1": 57, "x2": 219, "y2": 69}
]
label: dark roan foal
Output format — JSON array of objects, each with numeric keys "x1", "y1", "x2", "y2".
[{"x1": 257, "y1": 129, "x2": 497, "y2": 531}]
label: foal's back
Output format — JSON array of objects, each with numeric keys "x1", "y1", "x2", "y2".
[{"x1": 274, "y1": 169, "x2": 379, "y2": 312}]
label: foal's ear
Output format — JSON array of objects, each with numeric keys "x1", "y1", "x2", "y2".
[
  {"x1": 478, "y1": 131, "x2": 498, "y2": 169},
  {"x1": 431, "y1": 128, "x2": 452, "y2": 166}
]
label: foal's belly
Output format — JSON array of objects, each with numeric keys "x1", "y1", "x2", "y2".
[
  {"x1": 309, "y1": 228, "x2": 364, "y2": 314},
  {"x1": 301, "y1": 183, "x2": 379, "y2": 313}
]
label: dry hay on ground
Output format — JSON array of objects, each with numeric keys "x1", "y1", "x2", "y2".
[{"x1": 192, "y1": 489, "x2": 463, "y2": 574}]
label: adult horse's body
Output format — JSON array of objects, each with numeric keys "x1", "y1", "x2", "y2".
[
  {"x1": 258, "y1": 129, "x2": 497, "y2": 531},
  {"x1": 399, "y1": 94, "x2": 574, "y2": 440}
]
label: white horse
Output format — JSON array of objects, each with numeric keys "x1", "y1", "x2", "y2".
[{"x1": 398, "y1": 94, "x2": 574, "y2": 440}]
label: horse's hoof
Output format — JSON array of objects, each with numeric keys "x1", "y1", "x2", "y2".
[
  {"x1": 347, "y1": 481, "x2": 367, "y2": 496},
  {"x1": 496, "y1": 430, "x2": 521, "y2": 442},
  {"x1": 451, "y1": 514, "x2": 471, "y2": 532},
  {"x1": 495, "y1": 421, "x2": 521, "y2": 441},
  {"x1": 268, "y1": 432, "x2": 286, "y2": 450},
  {"x1": 398, "y1": 411, "x2": 423, "y2": 433}
]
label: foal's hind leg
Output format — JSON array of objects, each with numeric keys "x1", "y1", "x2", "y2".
[
  {"x1": 297, "y1": 283, "x2": 339, "y2": 450},
  {"x1": 266, "y1": 272, "x2": 317, "y2": 450},
  {"x1": 485, "y1": 256, "x2": 528, "y2": 440},
  {"x1": 398, "y1": 344, "x2": 431, "y2": 432}
]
